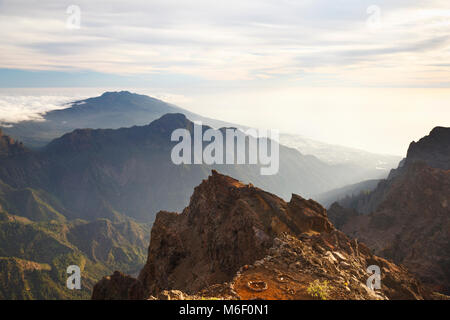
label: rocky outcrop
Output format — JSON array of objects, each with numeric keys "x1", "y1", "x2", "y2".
[
  {"x1": 138, "y1": 170, "x2": 333, "y2": 295},
  {"x1": 92, "y1": 170, "x2": 435, "y2": 300},
  {"x1": 92, "y1": 271, "x2": 145, "y2": 300},
  {"x1": 217, "y1": 233, "x2": 428, "y2": 300},
  {"x1": 0, "y1": 129, "x2": 26, "y2": 158},
  {"x1": 406, "y1": 126, "x2": 450, "y2": 170}
]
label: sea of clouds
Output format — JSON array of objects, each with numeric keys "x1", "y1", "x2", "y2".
[{"x1": 0, "y1": 95, "x2": 79, "y2": 124}]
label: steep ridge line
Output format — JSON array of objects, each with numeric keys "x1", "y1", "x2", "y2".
[{"x1": 92, "y1": 170, "x2": 437, "y2": 300}]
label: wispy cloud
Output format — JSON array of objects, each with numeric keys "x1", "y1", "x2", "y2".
[{"x1": 0, "y1": 0, "x2": 449, "y2": 86}]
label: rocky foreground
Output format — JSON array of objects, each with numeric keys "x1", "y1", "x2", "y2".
[{"x1": 92, "y1": 170, "x2": 442, "y2": 300}]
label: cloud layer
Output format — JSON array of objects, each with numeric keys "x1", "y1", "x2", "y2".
[
  {"x1": 0, "y1": 0, "x2": 449, "y2": 86},
  {"x1": 0, "y1": 95, "x2": 76, "y2": 123},
  {"x1": 0, "y1": 1, "x2": 448, "y2": 155}
]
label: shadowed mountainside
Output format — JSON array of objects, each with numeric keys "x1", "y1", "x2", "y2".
[
  {"x1": 0, "y1": 91, "x2": 237, "y2": 148},
  {"x1": 0, "y1": 113, "x2": 382, "y2": 223},
  {"x1": 0, "y1": 129, "x2": 150, "y2": 299},
  {"x1": 328, "y1": 127, "x2": 450, "y2": 294},
  {"x1": 1, "y1": 91, "x2": 399, "y2": 181},
  {"x1": 314, "y1": 179, "x2": 381, "y2": 209}
]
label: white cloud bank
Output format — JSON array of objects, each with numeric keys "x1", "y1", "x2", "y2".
[{"x1": 0, "y1": 95, "x2": 75, "y2": 123}]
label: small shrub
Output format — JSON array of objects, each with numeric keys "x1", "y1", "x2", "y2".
[{"x1": 307, "y1": 279, "x2": 332, "y2": 300}]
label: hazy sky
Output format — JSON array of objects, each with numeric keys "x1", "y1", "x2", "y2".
[{"x1": 0, "y1": 0, "x2": 449, "y2": 155}]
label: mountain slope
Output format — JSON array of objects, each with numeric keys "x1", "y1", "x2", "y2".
[
  {"x1": 1, "y1": 91, "x2": 400, "y2": 181},
  {"x1": 314, "y1": 179, "x2": 381, "y2": 209},
  {"x1": 0, "y1": 91, "x2": 237, "y2": 148},
  {"x1": 92, "y1": 171, "x2": 433, "y2": 300},
  {"x1": 0, "y1": 113, "x2": 381, "y2": 223},
  {"x1": 0, "y1": 207, "x2": 150, "y2": 299},
  {"x1": 328, "y1": 127, "x2": 450, "y2": 294},
  {"x1": 0, "y1": 133, "x2": 150, "y2": 299}
]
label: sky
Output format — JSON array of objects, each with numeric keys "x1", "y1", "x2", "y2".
[{"x1": 0, "y1": 0, "x2": 449, "y2": 155}]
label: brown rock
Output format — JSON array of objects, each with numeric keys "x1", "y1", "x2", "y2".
[
  {"x1": 138, "y1": 170, "x2": 334, "y2": 295},
  {"x1": 93, "y1": 170, "x2": 439, "y2": 300},
  {"x1": 92, "y1": 271, "x2": 145, "y2": 300}
]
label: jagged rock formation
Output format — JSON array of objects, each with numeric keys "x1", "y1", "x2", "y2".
[
  {"x1": 0, "y1": 114, "x2": 389, "y2": 299},
  {"x1": 406, "y1": 126, "x2": 450, "y2": 170},
  {"x1": 0, "y1": 129, "x2": 27, "y2": 158},
  {"x1": 328, "y1": 127, "x2": 450, "y2": 294},
  {"x1": 138, "y1": 170, "x2": 333, "y2": 295},
  {"x1": 92, "y1": 171, "x2": 435, "y2": 300}
]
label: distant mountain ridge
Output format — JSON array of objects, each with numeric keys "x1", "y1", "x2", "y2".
[
  {"x1": 279, "y1": 133, "x2": 401, "y2": 177},
  {"x1": 0, "y1": 113, "x2": 383, "y2": 223},
  {"x1": 0, "y1": 91, "x2": 239, "y2": 148},
  {"x1": 0, "y1": 95, "x2": 447, "y2": 298},
  {"x1": 314, "y1": 179, "x2": 381, "y2": 209},
  {"x1": 1, "y1": 91, "x2": 400, "y2": 180}
]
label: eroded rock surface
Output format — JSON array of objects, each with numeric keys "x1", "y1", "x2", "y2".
[{"x1": 93, "y1": 170, "x2": 438, "y2": 300}]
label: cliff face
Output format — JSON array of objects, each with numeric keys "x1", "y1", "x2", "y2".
[
  {"x1": 328, "y1": 127, "x2": 450, "y2": 294},
  {"x1": 406, "y1": 126, "x2": 450, "y2": 170},
  {"x1": 339, "y1": 163, "x2": 450, "y2": 294},
  {"x1": 93, "y1": 171, "x2": 434, "y2": 300},
  {"x1": 138, "y1": 170, "x2": 333, "y2": 295}
]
